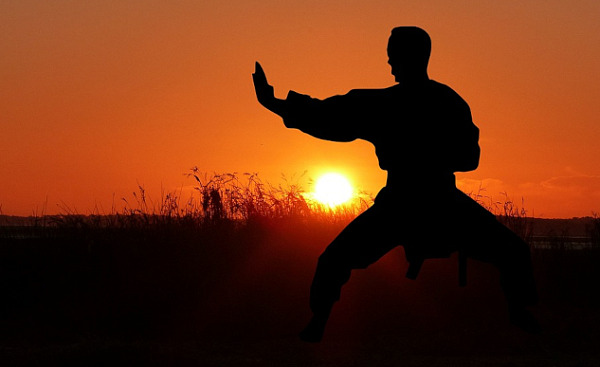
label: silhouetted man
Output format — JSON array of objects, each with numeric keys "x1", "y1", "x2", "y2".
[{"x1": 253, "y1": 26, "x2": 539, "y2": 342}]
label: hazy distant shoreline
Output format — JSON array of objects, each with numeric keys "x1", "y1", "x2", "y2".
[{"x1": 1, "y1": 214, "x2": 597, "y2": 239}]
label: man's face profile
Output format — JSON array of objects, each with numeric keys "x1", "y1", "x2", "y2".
[
  {"x1": 387, "y1": 53, "x2": 402, "y2": 82},
  {"x1": 386, "y1": 26, "x2": 431, "y2": 82}
]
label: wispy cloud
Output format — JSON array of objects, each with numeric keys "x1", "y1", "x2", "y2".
[
  {"x1": 458, "y1": 173, "x2": 600, "y2": 218},
  {"x1": 520, "y1": 174, "x2": 600, "y2": 205}
]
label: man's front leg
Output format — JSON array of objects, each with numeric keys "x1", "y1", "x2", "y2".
[
  {"x1": 299, "y1": 309, "x2": 331, "y2": 343},
  {"x1": 300, "y1": 250, "x2": 353, "y2": 342}
]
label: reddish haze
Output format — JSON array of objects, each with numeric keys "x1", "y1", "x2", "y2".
[{"x1": 1, "y1": 1, "x2": 599, "y2": 218}]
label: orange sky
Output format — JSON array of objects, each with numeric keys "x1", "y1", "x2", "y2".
[{"x1": 1, "y1": 1, "x2": 599, "y2": 218}]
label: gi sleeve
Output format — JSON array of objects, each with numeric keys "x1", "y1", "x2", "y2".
[{"x1": 282, "y1": 90, "x2": 364, "y2": 142}]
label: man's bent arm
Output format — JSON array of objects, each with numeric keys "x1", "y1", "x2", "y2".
[
  {"x1": 253, "y1": 62, "x2": 363, "y2": 143},
  {"x1": 281, "y1": 90, "x2": 362, "y2": 142}
]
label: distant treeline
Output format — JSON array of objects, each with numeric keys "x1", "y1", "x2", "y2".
[{"x1": 2, "y1": 214, "x2": 599, "y2": 244}]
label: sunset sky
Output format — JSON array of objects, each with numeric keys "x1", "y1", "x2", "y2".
[{"x1": 1, "y1": 0, "x2": 599, "y2": 218}]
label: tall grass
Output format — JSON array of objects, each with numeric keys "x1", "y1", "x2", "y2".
[
  {"x1": 3, "y1": 172, "x2": 537, "y2": 241},
  {"x1": 467, "y1": 186, "x2": 534, "y2": 242},
  {"x1": 0, "y1": 171, "x2": 373, "y2": 341},
  {"x1": 33, "y1": 170, "x2": 371, "y2": 237}
]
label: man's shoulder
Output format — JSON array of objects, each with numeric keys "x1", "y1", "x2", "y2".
[
  {"x1": 428, "y1": 80, "x2": 458, "y2": 94},
  {"x1": 428, "y1": 80, "x2": 469, "y2": 105}
]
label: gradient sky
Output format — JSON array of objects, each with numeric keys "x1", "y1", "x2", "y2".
[{"x1": 1, "y1": 0, "x2": 599, "y2": 218}]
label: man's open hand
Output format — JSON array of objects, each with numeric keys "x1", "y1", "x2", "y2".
[{"x1": 252, "y1": 62, "x2": 279, "y2": 113}]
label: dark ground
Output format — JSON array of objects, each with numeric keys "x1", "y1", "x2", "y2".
[{"x1": 1, "y1": 220, "x2": 599, "y2": 366}]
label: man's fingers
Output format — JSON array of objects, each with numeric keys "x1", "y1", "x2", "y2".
[
  {"x1": 254, "y1": 61, "x2": 265, "y2": 76},
  {"x1": 253, "y1": 61, "x2": 268, "y2": 85}
]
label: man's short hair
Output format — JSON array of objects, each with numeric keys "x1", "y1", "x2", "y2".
[{"x1": 388, "y1": 26, "x2": 431, "y2": 68}]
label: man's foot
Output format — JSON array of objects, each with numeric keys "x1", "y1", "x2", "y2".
[
  {"x1": 509, "y1": 307, "x2": 541, "y2": 334},
  {"x1": 299, "y1": 314, "x2": 329, "y2": 343}
]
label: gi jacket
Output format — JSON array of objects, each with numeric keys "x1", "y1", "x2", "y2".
[{"x1": 282, "y1": 80, "x2": 480, "y2": 195}]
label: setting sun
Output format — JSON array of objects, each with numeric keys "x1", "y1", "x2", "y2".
[{"x1": 313, "y1": 173, "x2": 354, "y2": 207}]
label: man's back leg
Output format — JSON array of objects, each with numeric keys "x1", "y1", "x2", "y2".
[{"x1": 461, "y1": 213, "x2": 540, "y2": 332}]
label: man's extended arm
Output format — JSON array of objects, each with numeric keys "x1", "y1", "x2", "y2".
[{"x1": 252, "y1": 62, "x2": 361, "y2": 142}]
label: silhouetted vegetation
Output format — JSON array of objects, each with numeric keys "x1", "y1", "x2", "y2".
[
  {"x1": 0, "y1": 173, "x2": 367, "y2": 342},
  {"x1": 1, "y1": 174, "x2": 599, "y2": 365}
]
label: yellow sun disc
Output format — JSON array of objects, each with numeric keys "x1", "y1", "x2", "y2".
[{"x1": 314, "y1": 173, "x2": 353, "y2": 207}]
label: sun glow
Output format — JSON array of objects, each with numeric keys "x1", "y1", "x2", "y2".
[{"x1": 313, "y1": 173, "x2": 354, "y2": 207}]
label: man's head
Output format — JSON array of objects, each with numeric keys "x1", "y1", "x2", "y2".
[{"x1": 387, "y1": 26, "x2": 431, "y2": 83}]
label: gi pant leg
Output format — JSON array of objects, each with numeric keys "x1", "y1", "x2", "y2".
[
  {"x1": 309, "y1": 202, "x2": 397, "y2": 316},
  {"x1": 449, "y1": 190, "x2": 538, "y2": 308}
]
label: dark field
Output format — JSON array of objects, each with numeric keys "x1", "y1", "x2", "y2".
[{"x1": 1, "y1": 217, "x2": 600, "y2": 366}]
